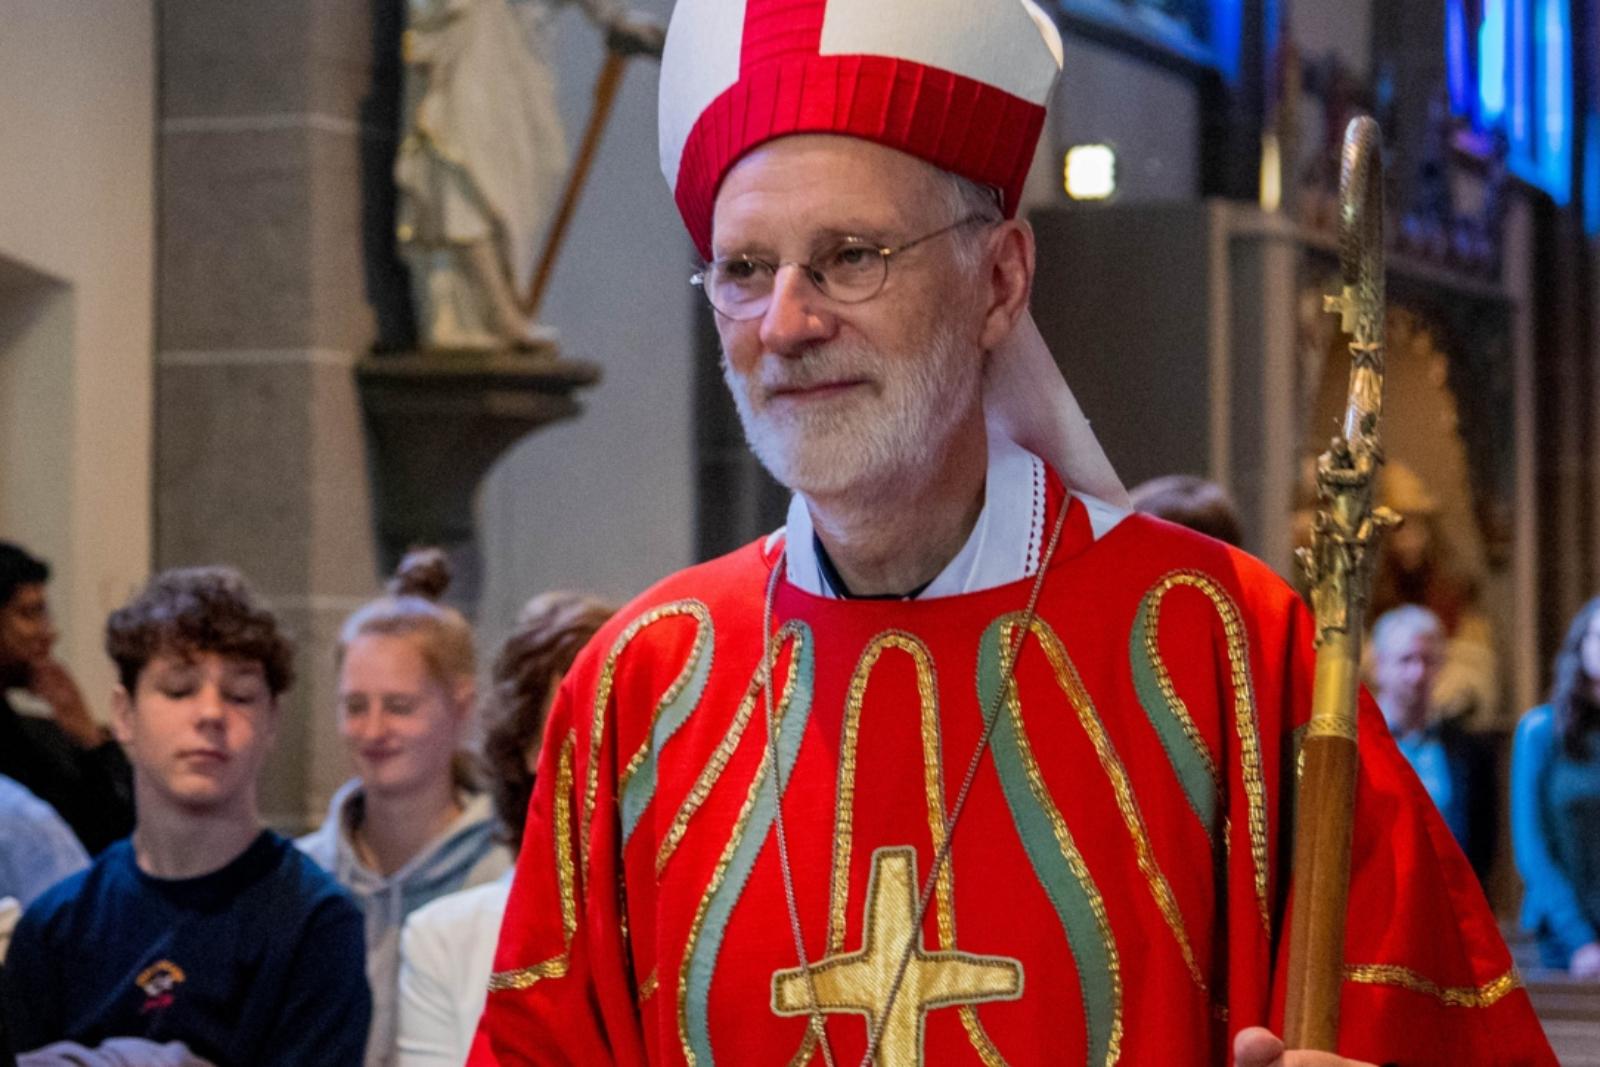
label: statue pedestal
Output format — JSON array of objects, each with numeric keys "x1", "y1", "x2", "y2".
[{"x1": 356, "y1": 347, "x2": 601, "y2": 613}]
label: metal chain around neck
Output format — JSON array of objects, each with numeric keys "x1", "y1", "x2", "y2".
[
  {"x1": 760, "y1": 492, "x2": 1072, "y2": 1067},
  {"x1": 761, "y1": 557, "x2": 837, "y2": 1067}
]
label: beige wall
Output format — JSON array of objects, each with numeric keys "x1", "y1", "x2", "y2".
[{"x1": 0, "y1": 1, "x2": 155, "y2": 704}]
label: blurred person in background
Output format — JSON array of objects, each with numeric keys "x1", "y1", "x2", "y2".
[
  {"x1": 1369, "y1": 605, "x2": 1496, "y2": 882},
  {"x1": 299, "y1": 549, "x2": 512, "y2": 1067},
  {"x1": 1129, "y1": 474, "x2": 1245, "y2": 547},
  {"x1": 0, "y1": 542, "x2": 133, "y2": 853},
  {"x1": 0, "y1": 775, "x2": 90, "y2": 1064},
  {"x1": 1369, "y1": 463, "x2": 1499, "y2": 727},
  {"x1": 1512, "y1": 595, "x2": 1600, "y2": 978},
  {"x1": 0, "y1": 774, "x2": 88, "y2": 911},
  {"x1": 397, "y1": 590, "x2": 614, "y2": 1066},
  {"x1": 2, "y1": 567, "x2": 370, "y2": 1065}
]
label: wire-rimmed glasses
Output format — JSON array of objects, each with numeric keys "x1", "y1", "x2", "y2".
[{"x1": 690, "y1": 215, "x2": 989, "y2": 321}]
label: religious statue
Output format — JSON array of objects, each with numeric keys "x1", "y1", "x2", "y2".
[{"x1": 395, "y1": 0, "x2": 664, "y2": 352}]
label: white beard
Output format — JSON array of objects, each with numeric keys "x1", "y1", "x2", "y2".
[{"x1": 721, "y1": 322, "x2": 980, "y2": 498}]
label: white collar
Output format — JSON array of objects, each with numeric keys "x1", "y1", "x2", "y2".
[{"x1": 779, "y1": 432, "x2": 1048, "y2": 599}]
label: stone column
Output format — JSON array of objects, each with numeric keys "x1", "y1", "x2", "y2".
[{"x1": 156, "y1": 1, "x2": 402, "y2": 828}]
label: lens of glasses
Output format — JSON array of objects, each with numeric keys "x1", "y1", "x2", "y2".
[
  {"x1": 704, "y1": 258, "x2": 772, "y2": 319},
  {"x1": 811, "y1": 242, "x2": 888, "y2": 302},
  {"x1": 696, "y1": 241, "x2": 891, "y2": 319}
]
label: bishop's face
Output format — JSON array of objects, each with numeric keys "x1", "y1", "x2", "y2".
[{"x1": 710, "y1": 135, "x2": 990, "y2": 500}]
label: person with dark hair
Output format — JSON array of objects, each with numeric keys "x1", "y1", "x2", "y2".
[
  {"x1": 298, "y1": 549, "x2": 512, "y2": 1067},
  {"x1": 1128, "y1": 474, "x2": 1246, "y2": 547},
  {"x1": 0, "y1": 541, "x2": 133, "y2": 854},
  {"x1": 396, "y1": 591, "x2": 614, "y2": 1066},
  {"x1": 1, "y1": 566, "x2": 371, "y2": 1065},
  {"x1": 1512, "y1": 594, "x2": 1600, "y2": 977}
]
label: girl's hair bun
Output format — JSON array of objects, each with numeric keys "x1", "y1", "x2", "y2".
[{"x1": 387, "y1": 547, "x2": 452, "y2": 601}]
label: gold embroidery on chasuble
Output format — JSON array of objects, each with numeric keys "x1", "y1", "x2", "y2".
[
  {"x1": 618, "y1": 601, "x2": 715, "y2": 796},
  {"x1": 795, "y1": 633, "x2": 1005, "y2": 1067},
  {"x1": 586, "y1": 600, "x2": 713, "y2": 886},
  {"x1": 994, "y1": 616, "x2": 1203, "y2": 994},
  {"x1": 1343, "y1": 963, "x2": 1522, "y2": 1008},
  {"x1": 1138, "y1": 573, "x2": 1270, "y2": 933},
  {"x1": 488, "y1": 733, "x2": 579, "y2": 992},
  {"x1": 658, "y1": 620, "x2": 806, "y2": 878},
  {"x1": 678, "y1": 625, "x2": 816, "y2": 1067},
  {"x1": 773, "y1": 847, "x2": 1022, "y2": 1067},
  {"x1": 491, "y1": 602, "x2": 713, "y2": 997},
  {"x1": 486, "y1": 956, "x2": 568, "y2": 991},
  {"x1": 980, "y1": 621, "x2": 1122, "y2": 1067}
]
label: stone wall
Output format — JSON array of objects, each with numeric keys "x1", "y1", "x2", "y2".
[{"x1": 156, "y1": 0, "x2": 392, "y2": 827}]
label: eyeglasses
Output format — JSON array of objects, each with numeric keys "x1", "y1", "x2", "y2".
[{"x1": 690, "y1": 215, "x2": 990, "y2": 321}]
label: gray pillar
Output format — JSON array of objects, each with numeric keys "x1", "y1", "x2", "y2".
[{"x1": 156, "y1": 1, "x2": 400, "y2": 828}]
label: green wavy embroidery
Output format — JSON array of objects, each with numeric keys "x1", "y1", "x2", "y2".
[
  {"x1": 1128, "y1": 593, "x2": 1219, "y2": 842},
  {"x1": 1129, "y1": 572, "x2": 1270, "y2": 935},
  {"x1": 979, "y1": 619, "x2": 1121, "y2": 1067},
  {"x1": 619, "y1": 614, "x2": 716, "y2": 845},
  {"x1": 682, "y1": 625, "x2": 815, "y2": 1066}
]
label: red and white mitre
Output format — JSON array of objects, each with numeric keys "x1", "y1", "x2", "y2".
[{"x1": 658, "y1": 0, "x2": 1065, "y2": 256}]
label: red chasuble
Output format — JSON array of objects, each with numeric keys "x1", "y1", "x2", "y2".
[{"x1": 472, "y1": 479, "x2": 1552, "y2": 1066}]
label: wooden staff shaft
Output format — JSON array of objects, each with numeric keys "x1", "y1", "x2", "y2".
[
  {"x1": 523, "y1": 50, "x2": 629, "y2": 319},
  {"x1": 1283, "y1": 633, "x2": 1363, "y2": 1050}
]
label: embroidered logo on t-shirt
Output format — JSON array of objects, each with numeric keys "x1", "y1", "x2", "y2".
[{"x1": 136, "y1": 960, "x2": 186, "y2": 1014}]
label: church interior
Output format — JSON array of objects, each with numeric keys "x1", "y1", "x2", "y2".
[{"x1": 4, "y1": 0, "x2": 1600, "y2": 1060}]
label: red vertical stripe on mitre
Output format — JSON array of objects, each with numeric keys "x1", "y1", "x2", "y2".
[
  {"x1": 674, "y1": 54, "x2": 1046, "y2": 257},
  {"x1": 740, "y1": 0, "x2": 828, "y2": 73}
]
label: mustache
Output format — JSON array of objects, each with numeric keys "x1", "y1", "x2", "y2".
[{"x1": 725, "y1": 342, "x2": 883, "y2": 398}]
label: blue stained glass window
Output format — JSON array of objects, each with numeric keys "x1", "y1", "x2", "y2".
[
  {"x1": 1210, "y1": 0, "x2": 1244, "y2": 81},
  {"x1": 1479, "y1": 0, "x2": 1509, "y2": 125},
  {"x1": 1458, "y1": 0, "x2": 1574, "y2": 204},
  {"x1": 1534, "y1": 0, "x2": 1571, "y2": 200},
  {"x1": 1447, "y1": 0, "x2": 1473, "y2": 115},
  {"x1": 1510, "y1": 0, "x2": 1531, "y2": 147}
]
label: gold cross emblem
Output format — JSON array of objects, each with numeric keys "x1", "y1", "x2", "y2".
[{"x1": 771, "y1": 847, "x2": 1022, "y2": 1065}]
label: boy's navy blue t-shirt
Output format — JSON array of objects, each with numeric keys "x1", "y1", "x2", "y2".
[{"x1": 2, "y1": 830, "x2": 371, "y2": 1066}]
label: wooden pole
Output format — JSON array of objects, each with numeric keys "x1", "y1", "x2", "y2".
[
  {"x1": 523, "y1": 50, "x2": 629, "y2": 320},
  {"x1": 1283, "y1": 115, "x2": 1393, "y2": 1052},
  {"x1": 1282, "y1": 639, "x2": 1363, "y2": 1048}
]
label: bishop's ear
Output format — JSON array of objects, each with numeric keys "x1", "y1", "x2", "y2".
[{"x1": 978, "y1": 219, "x2": 1035, "y2": 353}]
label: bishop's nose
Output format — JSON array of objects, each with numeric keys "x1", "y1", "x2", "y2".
[{"x1": 758, "y1": 264, "x2": 837, "y2": 357}]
